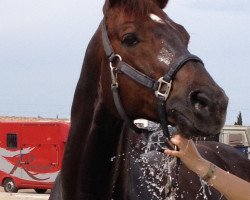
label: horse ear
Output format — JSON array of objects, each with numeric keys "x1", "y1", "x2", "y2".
[
  {"x1": 155, "y1": 0, "x2": 169, "y2": 9},
  {"x1": 108, "y1": 0, "x2": 119, "y2": 7},
  {"x1": 103, "y1": 0, "x2": 117, "y2": 13}
]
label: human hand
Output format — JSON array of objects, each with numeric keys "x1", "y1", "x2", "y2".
[{"x1": 164, "y1": 134, "x2": 210, "y2": 177}]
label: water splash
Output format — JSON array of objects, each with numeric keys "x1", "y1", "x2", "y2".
[
  {"x1": 195, "y1": 178, "x2": 213, "y2": 200},
  {"x1": 131, "y1": 128, "x2": 179, "y2": 199},
  {"x1": 111, "y1": 125, "x2": 213, "y2": 199}
]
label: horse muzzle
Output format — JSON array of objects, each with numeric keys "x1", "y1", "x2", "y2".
[{"x1": 168, "y1": 87, "x2": 228, "y2": 137}]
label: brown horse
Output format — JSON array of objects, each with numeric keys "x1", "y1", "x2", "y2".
[{"x1": 49, "y1": 0, "x2": 230, "y2": 199}]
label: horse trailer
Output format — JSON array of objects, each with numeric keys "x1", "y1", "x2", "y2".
[
  {"x1": 220, "y1": 125, "x2": 250, "y2": 159},
  {"x1": 0, "y1": 121, "x2": 69, "y2": 193}
]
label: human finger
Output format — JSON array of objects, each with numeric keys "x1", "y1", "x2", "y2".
[
  {"x1": 164, "y1": 149, "x2": 181, "y2": 158},
  {"x1": 170, "y1": 134, "x2": 189, "y2": 149}
]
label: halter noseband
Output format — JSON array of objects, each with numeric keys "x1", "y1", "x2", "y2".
[{"x1": 101, "y1": 20, "x2": 203, "y2": 149}]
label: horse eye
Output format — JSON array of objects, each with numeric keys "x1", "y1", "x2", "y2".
[{"x1": 122, "y1": 33, "x2": 139, "y2": 47}]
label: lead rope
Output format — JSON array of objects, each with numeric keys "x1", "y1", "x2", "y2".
[
  {"x1": 165, "y1": 143, "x2": 181, "y2": 199},
  {"x1": 156, "y1": 95, "x2": 176, "y2": 150}
]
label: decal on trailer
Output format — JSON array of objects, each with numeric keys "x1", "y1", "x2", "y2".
[{"x1": 0, "y1": 147, "x2": 59, "y2": 182}]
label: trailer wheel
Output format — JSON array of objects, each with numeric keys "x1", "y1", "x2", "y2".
[
  {"x1": 3, "y1": 178, "x2": 18, "y2": 193},
  {"x1": 35, "y1": 189, "x2": 47, "y2": 194}
]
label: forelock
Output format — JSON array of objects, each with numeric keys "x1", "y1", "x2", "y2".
[{"x1": 114, "y1": 0, "x2": 155, "y2": 16}]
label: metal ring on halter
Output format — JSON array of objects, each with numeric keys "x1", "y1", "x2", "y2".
[
  {"x1": 109, "y1": 54, "x2": 122, "y2": 69},
  {"x1": 109, "y1": 54, "x2": 122, "y2": 87}
]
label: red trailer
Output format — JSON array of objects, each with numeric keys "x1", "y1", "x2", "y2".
[{"x1": 0, "y1": 121, "x2": 69, "y2": 193}]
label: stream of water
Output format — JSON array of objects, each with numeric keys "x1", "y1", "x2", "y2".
[{"x1": 111, "y1": 125, "x2": 213, "y2": 199}]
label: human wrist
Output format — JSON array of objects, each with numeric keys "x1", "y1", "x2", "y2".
[
  {"x1": 193, "y1": 159, "x2": 211, "y2": 177},
  {"x1": 202, "y1": 162, "x2": 216, "y2": 183}
]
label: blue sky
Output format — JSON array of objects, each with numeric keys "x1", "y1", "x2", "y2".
[{"x1": 0, "y1": 0, "x2": 250, "y2": 125}]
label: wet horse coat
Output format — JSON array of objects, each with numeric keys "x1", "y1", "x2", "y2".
[{"x1": 49, "y1": 0, "x2": 234, "y2": 199}]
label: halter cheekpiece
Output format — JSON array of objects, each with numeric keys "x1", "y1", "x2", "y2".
[{"x1": 101, "y1": 19, "x2": 204, "y2": 150}]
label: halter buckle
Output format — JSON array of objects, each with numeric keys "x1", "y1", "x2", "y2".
[
  {"x1": 155, "y1": 77, "x2": 172, "y2": 100},
  {"x1": 110, "y1": 65, "x2": 118, "y2": 87},
  {"x1": 109, "y1": 54, "x2": 122, "y2": 87}
]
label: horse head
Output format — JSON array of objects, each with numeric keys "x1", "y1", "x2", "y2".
[{"x1": 102, "y1": 0, "x2": 228, "y2": 137}]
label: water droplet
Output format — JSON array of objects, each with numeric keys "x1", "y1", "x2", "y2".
[{"x1": 110, "y1": 156, "x2": 116, "y2": 161}]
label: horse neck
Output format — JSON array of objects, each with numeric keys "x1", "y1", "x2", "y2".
[{"x1": 61, "y1": 28, "x2": 130, "y2": 200}]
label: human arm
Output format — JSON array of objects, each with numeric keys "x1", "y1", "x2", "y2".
[{"x1": 164, "y1": 134, "x2": 250, "y2": 200}]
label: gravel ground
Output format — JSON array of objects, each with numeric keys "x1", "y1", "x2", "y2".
[{"x1": 0, "y1": 187, "x2": 50, "y2": 200}]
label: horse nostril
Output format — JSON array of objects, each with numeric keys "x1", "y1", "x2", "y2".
[{"x1": 190, "y1": 91, "x2": 210, "y2": 114}]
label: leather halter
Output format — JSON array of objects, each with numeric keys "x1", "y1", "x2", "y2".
[{"x1": 101, "y1": 20, "x2": 204, "y2": 149}]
